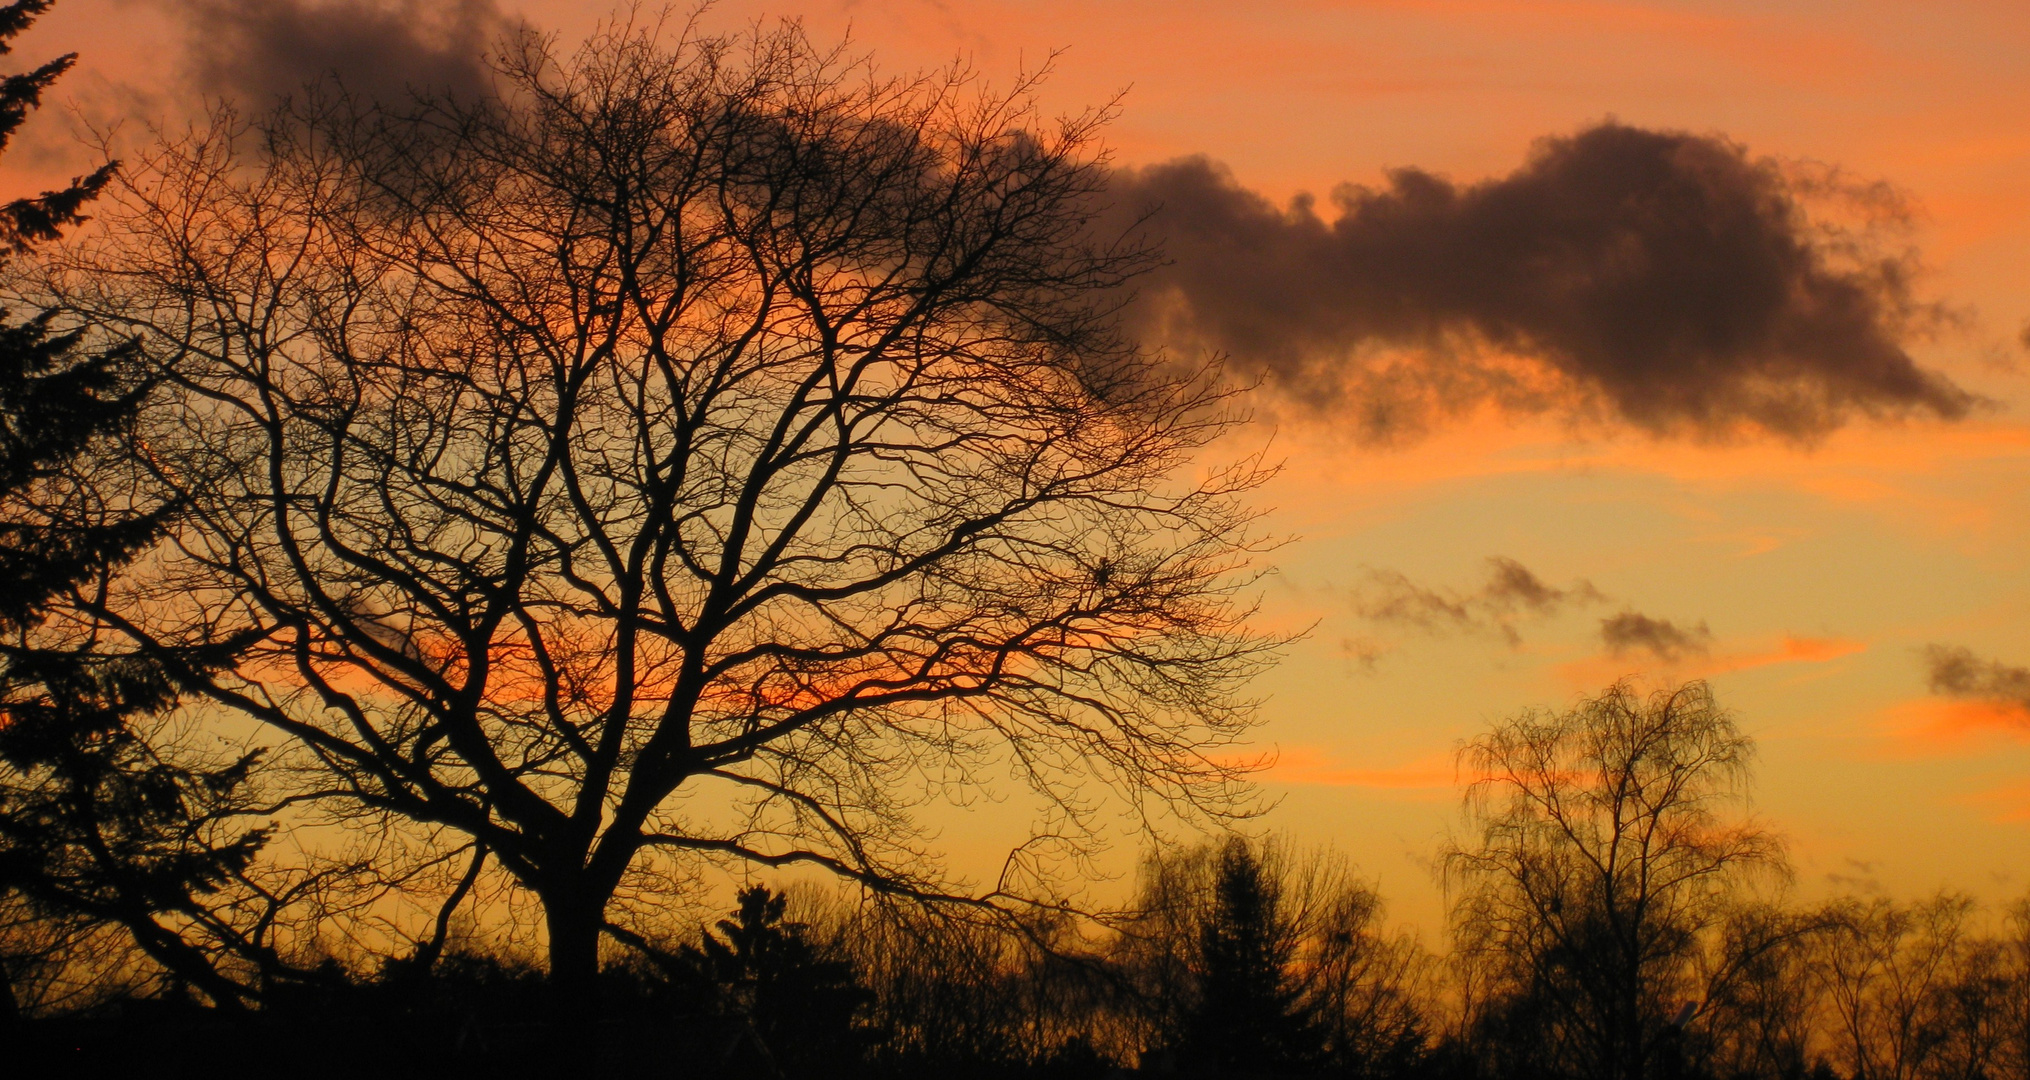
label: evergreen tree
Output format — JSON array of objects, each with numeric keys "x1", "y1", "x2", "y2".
[
  {"x1": 0, "y1": 2, "x2": 111, "y2": 256},
  {"x1": 0, "y1": 649, "x2": 271, "y2": 1012},
  {"x1": 0, "y1": 5, "x2": 138, "y2": 657},
  {"x1": 678, "y1": 886, "x2": 873, "y2": 1076},
  {"x1": 0, "y1": 0, "x2": 271, "y2": 1017},
  {"x1": 1182, "y1": 838, "x2": 1321, "y2": 1076},
  {"x1": 0, "y1": 0, "x2": 132, "y2": 628}
]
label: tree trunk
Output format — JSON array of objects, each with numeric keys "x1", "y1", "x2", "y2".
[
  {"x1": 544, "y1": 886, "x2": 606, "y2": 1019},
  {"x1": 536, "y1": 885, "x2": 610, "y2": 1070}
]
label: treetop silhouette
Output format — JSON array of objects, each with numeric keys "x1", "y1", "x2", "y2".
[{"x1": 44, "y1": 15, "x2": 1281, "y2": 1000}]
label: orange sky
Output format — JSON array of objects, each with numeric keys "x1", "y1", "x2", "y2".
[{"x1": 17, "y1": 0, "x2": 2030, "y2": 934}]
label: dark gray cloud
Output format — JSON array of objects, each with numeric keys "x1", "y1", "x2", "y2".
[
  {"x1": 166, "y1": 0, "x2": 510, "y2": 106},
  {"x1": 1600, "y1": 611, "x2": 1714, "y2": 663},
  {"x1": 1109, "y1": 123, "x2": 1977, "y2": 442},
  {"x1": 1351, "y1": 556, "x2": 1603, "y2": 647},
  {"x1": 1923, "y1": 644, "x2": 2030, "y2": 710}
]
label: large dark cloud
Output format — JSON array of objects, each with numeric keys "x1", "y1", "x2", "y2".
[
  {"x1": 1109, "y1": 123, "x2": 1976, "y2": 442},
  {"x1": 166, "y1": 0, "x2": 510, "y2": 106},
  {"x1": 1600, "y1": 611, "x2": 1713, "y2": 663},
  {"x1": 1923, "y1": 644, "x2": 2030, "y2": 711}
]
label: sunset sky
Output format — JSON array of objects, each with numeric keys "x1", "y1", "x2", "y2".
[{"x1": 16, "y1": 0, "x2": 2030, "y2": 933}]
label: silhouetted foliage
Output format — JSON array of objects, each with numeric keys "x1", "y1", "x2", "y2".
[
  {"x1": 0, "y1": 0, "x2": 291, "y2": 1020},
  {"x1": 0, "y1": 1, "x2": 114, "y2": 255},
  {"x1": 0, "y1": 320, "x2": 152, "y2": 627},
  {"x1": 1180, "y1": 837, "x2": 1323, "y2": 1073},
  {"x1": 843, "y1": 900, "x2": 1122, "y2": 1077},
  {"x1": 1427, "y1": 683, "x2": 2030, "y2": 1080},
  {"x1": 48, "y1": 14, "x2": 1279, "y2": 1007},
  {"x1": 671, "y1": 885, "x2": 874, "y2": 1076},
  {"x1": 1444, "y1": 681, "x2": 1785, "y2": 1080},
  {"x1": 1120, "y1": 836, "x2": 1431, "y2": 1078},
  {"x1": 6, "y1": 754, "x2": 2030, "y2": 1080},
  {"x1": 0, "y1": 0, "x2": 145, "y2": 660},
  {"x1": 0, "y1": 654, "x2": 272, "y2": 1012}
]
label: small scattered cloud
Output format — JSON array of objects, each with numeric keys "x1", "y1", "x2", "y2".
[
  {"x1": 1339, "y1": 635, "x2": 1391, "y2": 674},
  {"x1": 1350, "y1": 556, "x2": 1604, "y2": 647},
  {"x1": 1925, "y1": 644, "x2": 2030, "y2": 711},
  {"x1": 1825, "y1": 858, "x2": 1885, "y2": 894},
  {"x1": 1600, "y1": 611, "x2": 1715, "y2": 663}
]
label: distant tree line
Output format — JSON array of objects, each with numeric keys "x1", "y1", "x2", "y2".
[{"x1": 11, "y1": 680, "x2": 2030, "y2": 1080}]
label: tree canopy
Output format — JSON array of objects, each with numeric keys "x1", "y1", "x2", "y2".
[{"x1": 44, "y1": 18, "x2": 1278, "y2": 995}]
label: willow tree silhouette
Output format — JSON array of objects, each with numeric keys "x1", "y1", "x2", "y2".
[
  {"x1": 1444, "y1": 681, "x2": 1786, "y2": 1080},
  {"x1": 49, "y1": 17, "x2": 1279, "y2": 1007}
]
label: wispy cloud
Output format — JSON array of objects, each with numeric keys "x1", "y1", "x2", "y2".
[
  {"x1": 1924, "y1": 644, "x2": 2030, "y2": 711},
  {"x1": 1350, "y1": 556, "x2": 1604, "y2": 647},
  {"x1": 1256, "y1": 746, "x2": 1456, "y2": 794},
  {"x1": 1718, "y1": 635, "x2": 1869, "y2": 673},
  {"x1": 1879, "y1": 698, "x2": 2030, "y2": 758},
  {"x1": 1600, "y1": 611, "x2": 1715, "y2": 663}
]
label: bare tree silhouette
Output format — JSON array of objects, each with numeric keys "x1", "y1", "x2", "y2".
[
  {"x1": 1444, "y1": 681, "x2": 1785, "y2": 1080},
  {"x1": 1817, "y1": 893, "x2": 2015, "y2": 1080},
  {"x1": 49, "y1": 15, "x2": 1278, "y2": 1007},
  {"x1": 1689, "y1": 902, "x2": 1839, "y2": 1080}
]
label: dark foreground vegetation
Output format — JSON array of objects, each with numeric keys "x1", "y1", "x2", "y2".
[
  {"x1": 12, "y1": 685, "x2": 2030, "y2": 1080},
  {"x1": 2, "y1": 3, "x2": 2027, "y2": 1078}
]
